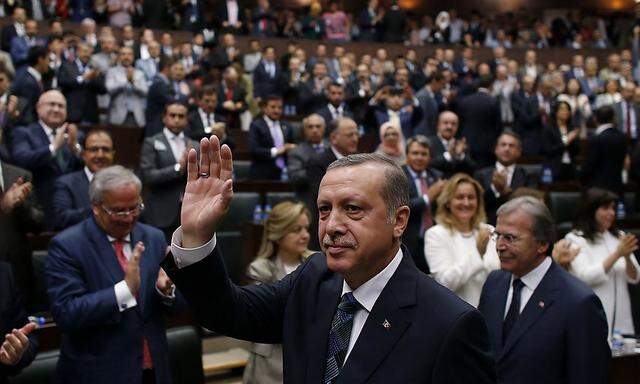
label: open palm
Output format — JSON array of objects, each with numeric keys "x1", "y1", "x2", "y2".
[{"x1": 181, "y1": 136, "x2": 234, "y2": 248}]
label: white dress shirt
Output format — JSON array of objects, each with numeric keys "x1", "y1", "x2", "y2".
[
  {"x1": 490, "y1": 162, "x2": 515, "y2": 197},
  {"x1": 503, "y1": 256, "x2": 552, "y2": 318},
  {"x1": 108, "y1": 234, "x2": 139, "y2": 312},
  {"x1": 83, "y1": 167, "x2": 94, "y2": 183},
  {"x1": 405, "y1": 167, "x2": 430, "y2": 205},
  {"x1": 566, "y1": 231, "x2": 640, "y2": 336},
  {"x1": 39, "y1": 120, "x2": 58, "y2": 155},
  {"x1": 226, "y1": 0, "x2": 239, "y2": 26},
  {"x1": 198, "y1": 108, "x2": 215, "y2": 133},
  {"x1": 163, "y1": 127, "x2": 186, "y2": 162}
]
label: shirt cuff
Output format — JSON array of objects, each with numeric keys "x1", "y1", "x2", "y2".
[
  {"x1": 170, "y1": 226, "x2": 217, "y2": 269},
  {"x1": 156, "y1": 284, "x2": 176, "y2": 302},
  {"x1": 76, "y1": 75, "x2": 84, "y2": 84},
  {"x1": 114, "y1": 280, "x2": 137, "y2": 312},
  {"x1": 422, "y1": 194, "x2": 430, "y2": 205},
  {"x1": 443, "y1": 151, "x2": 453, "y2": 162},
  {"x1": 270, "y1": 147, "x2": 278, "y2": 158},
  {"x1": 49, "y1": 143, "x2": 56, "y2": 156},
  {"x1": 490, "y1": 184, "x2": 501, "y2": 197}
]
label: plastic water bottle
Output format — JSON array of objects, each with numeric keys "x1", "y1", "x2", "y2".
[
  {"x1": 612, "y1": 329, "x2": 624, "y2": 354},
  {"x1": 616, "y1": 200, "x2": 626, "y2": 220},
  {"x1": 28, "y1": 316, "x2": 46, "y2": 327},
  {"x1": 253, "y1": 204, "x2": 263, "y2": 224},
  {"x1": 263, "y1": 204, "x2": 272, "y2": 221},
  {"x1": 540, "y1": 165, "x2": 553, "y2": 185},
  {"x1": 280, "y1": 167, "x2": 289, "y2": 181}
]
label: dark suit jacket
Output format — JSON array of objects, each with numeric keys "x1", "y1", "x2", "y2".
[
  {"x1": 144, "y1": 74, "x2": 187, "y2": 137},
  {"x1": 473, "y1": 165, "x2": 532, "y2": 224},
  {"x1": 248, "y1": 117, "x2": 295, "y2": 180},
  {"x1": 186, "y1": 109, "x2": 226, "y2": 141},
  {"x1": 163, "y1": 245, "x2": 496, "y2": 383},
  {"x1": 613, "y1": 101, "x2": 640, "y2": 140},
  {"x1": 10, "y1": 69, "x2": 44, "y2": 126},
  {"x1": 0, "y1": 24, "x2": 18, "y2": 52},
  {"x1": 458, "y1": 91, "x2": 502, "y2": 165},
  {"x1": 541, "y1": 124, "x2": 581, "y2": 182},
  {"x1": 0, "y1": 162, "x2": 43, "y2": 307},
  {"x1": 427, "y1": 135, "x2": 476, "y2": 178},
  {"x1": 315, "y1": 103, "x2": 354, "y2": 128},
  {"x1": 402, "y1": 165, "x2": 442, "y2": 274},
  {"x1": 416, "y1": 89, "x2": 440, "y2": 137},
  {"x1": 57, "y1": 60, "x2": 105, "y2": 123},
  {"x1": 52, "y1": 170, "x2": 91, "y2": 230},
  {"x1": 140, "y1": 132, "x2": 198, "y2": 229},
  {"x1": 580, "y1": 126, "x2": 628, "y2": 194},
  {"x1": 45, "y1": 219, "x2": 181, "y2": 384},
  {"x1": 214, "y1": 2, "x2": 247, "y2": 33},
  {"x1": 11, "y1": 123, "x2": 82, "y2": 228},
  {"x1": 216, "y1": 82, "x2": 247, "y2": 129},
  {"x1": 511, "y1": 90, "x2": 544, "y2": 156},
  {"x1": 478, "y1": 261, "x2": 610, "y2": 384},
  {"x1": 252, "y1": 61, "x2": 282, "y2": 99},
  {"x1": 370, "y1": 106, "x2": 424, "y2": 142},
  {"x1": 0, "y1": 262, "x2": 38, "y2": 384},
  {"x1": 631, "y1": 140, "x2": 640, "y2": 183}
]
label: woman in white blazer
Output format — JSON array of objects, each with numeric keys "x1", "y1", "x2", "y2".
[
  {"x1": 565, "y1": 188, "x2": 640, "y2": 337},
  {"x1": 243, "y1": 201, "x2": 314, "y2": 384},
  {"x1": 425, "y1": 173, "x2": 500, "y2": 307}
]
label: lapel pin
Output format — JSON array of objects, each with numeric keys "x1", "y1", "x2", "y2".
[
  {"x1": 382, "y1": 319, "x2": 391, "y2": 330},
  {"x1": 538, "y1": 301, "x2": 545, "y2": 309}
]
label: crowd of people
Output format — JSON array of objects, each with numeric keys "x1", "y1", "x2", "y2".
[{"x1": 0, "y1": 2, "x2": 640, "y2": 384}]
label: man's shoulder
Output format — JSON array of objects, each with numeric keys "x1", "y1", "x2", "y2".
[
  {"x1": 56, "y1": 170, "x2": 86, "y2": 185},
  {"x1": 1, "y1": 162, "x2": 31, "y2": 179},
  {"x1": 13, "y1": 123, "x2": 40, "y2": 136},
  {"x1": 547, "y1": 263, "x2": 598, "y2": 302},
  {"x1": 413, "y1": 268, "x2": 481, "y2": 322}
]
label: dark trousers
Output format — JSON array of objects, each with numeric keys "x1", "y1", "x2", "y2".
[{"x1": 143, "y1": 369, "x2": 156, "y2": 384}]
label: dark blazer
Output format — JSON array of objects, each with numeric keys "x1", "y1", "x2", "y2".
[
  {"x1": 427, "y1": 134, "x2": 476, "y2": 178},
  {"x1": 478, "y1": 261, "x2": 610, "y2": 384},
  {"x1": 315, "y1": 103, "x2": 354, "y2": 128},
  {"x1": 0, "y1": 24, "x2": 18, "y2": 52},
  {"x1": 52, "y1": 170, "x2": 91, "y2": 230},
  {"x1": 214, "y1": 2, "x2": 247, "y2": 33},
  {"x1": 287, "y1": 140, "x2": 328, "y2": 186},
  {"x1": 0, "y1": 162, "x2": 43, "y2": 307},
  {"x1": 252, "y1": 61, "x2": 282, "y2": 99},
  {"x1": 216, "y1": 82, "x2": 247, "y2": 130},
  {"x1": 370, "y1": 106, "x2": 424, "y2": 142},
  {"x1": 248, "y1": 117, "x2": 295, "y2": 180},
  {"x1": 45, "y1": 219, "x2": 181, "y2": 384},
  {"x1": 473, "y1": 165, "x2": 532, "y2": 225},
  {"x1": 402, "y1": 165, "x2": 442, "y2": 274},
  {"x1": 11, "y1": 123, "x2": 82, "y2": 228},
  {"x1": 631, "y1": 140, "x2": 640, "y2": 183},
  {"x1": 511, "y1": 90, "x2": 544, "y2": 156},
  {"x1": 163, "y1": 245, "x2": 496, "y2": 384},
  {"x1": 0, "y1": 262, "x2": 38, "y2": 384},
  {"x1": 10, "y1": 69, "x2": 44, "y2": 126},
  {"x1": 57, "y1": 60, "x2": 105, "y2": 123},
  {"x1": 612, "y1": 100, "x2": 640, "y2": 140},
  {"x1": 186, "y1": 109, "x2": 226, "y2": 141},
  {"x1": 140, "y1": 132, "x2": 198, "y2": 229},
  {"x1": 144, "y1": 74, "x2": 187, "y2": 137},
  {"x1": 458, "y1": 91, "x2": 502, "y2": 167},
  {"x1": 416, "y1": 88, "x2": 441, "y2": 137},
  {"x1": 580, "y1": 125, "x2": 628, "y2": 194},
  {"x1": 541, "y1": 124, "x2": 581, "y2": 182}
]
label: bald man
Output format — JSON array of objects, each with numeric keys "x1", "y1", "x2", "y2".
[{"x1": 12, "y1": 90, "x2": 83, "y2": 229}]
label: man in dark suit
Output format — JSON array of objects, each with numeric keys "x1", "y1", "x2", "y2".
[
  {"x1": 369, "y1": 86, "x2": 424, "y2": 141},
  {"x1": 288, "y1": 113, "x2": 327, "y2": 188},
  {"x1": 11, "y1": 91, "x2": 83, "y2": 229},
  {"x1": 45, "y1": 165, "x2": 180, "y2": 384},
  {"x1": 0, "y1": 161, "x2": 43, "y2": 307},
  {"x1": 511, "y1": 75, "x2": 545, "y2": 156},
  {"x1": 0, "y1": 7, "x2": 26, "y2": 52},
  {"x1": 145, "y1": 60, "x2": 189, "y2": 137},
  {"x1": 162, "y1": 140, "x2": 496, "y2": 383},
  {"x1": 57, "y1": 42, "x2": 105, "y2": 124},
  {"x1": 0, "y1": 262, "x2": 38, "y2": 384},
  {"x1": 215, "y1": 0, "x2": 246, "y2": 34},
  {"x1": 216, "y1": 66, "x2": 247, "y2": 130},
  {"x1": 613, "y1": 82, "x2": 639, "y2": 149},
  {"x1": 253, "y1": 46, "x2": 282, "y2": 102},
  {"x1": 10, "y1": 45, "x2": 50, "y2": 126},
  {"x1": 478, "y1": 197, "x2": 610, "y2": 384},
  {"x1": 415, "y1": 72, "x2": 445, "y2": 137},
  {"x1": 52, "y1": 129, "x2": 115, "y2": 230},
  {"x1": 187, "y1": 86, "x2": 226, "y2": 141},
  {"x1": 299, "y1": 61, "x2": 331, "y2": 115},
  {"x1": 474, "y1": 131, "x2": 532, "y2": 225},
  {"x1": 9, "y1": 19, "x2": 39, "y2": 69},
  {"x1": 581, "y1": 106, "x2": 629, "y2": 195},
  {"x1": 141, "y1": 102, "x2": 198, "y2": 241},
  {"x1": 248, "y1": 95, "x2": 296, "y2": 181},
  {"x1": 427, "y1": 111, "x2": 476, "y2": 178},
  {"x1": 401, "y1": 135, "x2": 445, "y2": 274},
  {"x1": 458, "y1": 76, "x2": 502, "y2": 168},
  {"x1": 315, "y1": 82, "x2": 354, "y2": 129}
]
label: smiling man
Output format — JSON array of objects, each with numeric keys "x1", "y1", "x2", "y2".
[
  {"x1": 162, "y1": 138, "x2": 496, "y2": 383},
  {"x1": 478, "y1": 197, "x2": 610, "y2": 384}
]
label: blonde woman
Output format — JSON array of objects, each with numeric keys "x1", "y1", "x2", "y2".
[
  {"x1": 375, "y1": 121, "x2": 406, "y2": 166},
  {"x1": 243, "y1": 201, "x2": 313, "y2": 384},
  {"x1": 425, "y1": 173, "x2": 500, "y2": 307}
]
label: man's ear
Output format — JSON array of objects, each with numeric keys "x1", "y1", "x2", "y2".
[{"x1": 392, "y1": 205, "x2": 410, "y2": 238}]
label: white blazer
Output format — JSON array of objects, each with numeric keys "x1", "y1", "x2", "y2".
[{"x1": 425, "y1": 223, "x2": 500, "y2": 307}]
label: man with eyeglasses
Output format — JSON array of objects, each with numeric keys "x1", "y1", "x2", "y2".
[
  {"x1": 478, "y1": 197, "x2": 610, "y2": 384},
  {"x1": 140, "y1": 101, "x2": 198, "y2": 241},
  {"x1": 52, "y1": 129, "x2": 115, "y2": 230},
  {"x1": 45, "y1": 165, "x2": 181, "y2": 384}
]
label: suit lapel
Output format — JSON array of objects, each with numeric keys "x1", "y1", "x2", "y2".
[
  {"x1": 305, "y1": 272, "x2": 342, "y2": 383},
  {"x1": 338, "y1": 252, "x2": 416, "y2": 384},
  {"x1": 79, "y1": 172, "x2": 91, "y2": 207},
  {"x1": 510, "y1": 167, "x2": 525, "y2": 189},
  {"x1": 87, "y1": 218, "x2": 125, "y2": 284},
  {"x1": 158, "y1": 133, "x2": 177, "y2": 163},
  {"x1": 484, "y1": 272, "x2": 510, "y2": 357},
  {"x1": 499, "y1": 263, "x2": 558, "y2": 359}
]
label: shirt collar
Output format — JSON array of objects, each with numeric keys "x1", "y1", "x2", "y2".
[
  {"x1": 163, "y1": 127, "x2": 184, "y2": 140},
  {"x1": 263, "y1": 115, "x2": 278, "y2": 127},
  {"x1": 341, "y1": 247, "x2": 403, "y2": 312},
  {"x1": 595, "y1": 123, "x2": 614, "y2": 136},
  {"x1": 39, "y1": 120, "x2": 55, "y2": 136},
  {"x1": 107, "y1": 234, "x2": 132, "y2": 243},
  {"x1": 27, "y1": 66, "x2": 42, "y2": 82},
  {"x1": 495, "y1": 162, "x2": 515, "y2": 174},
  {"x1": 513, "y1": 256, "x2": 552, "y2": 291},
  {"x1": 84, "y1": 166, "x2": 94, "y2": 182},
  {"x1": 330, "y1": 145, "x2": 345, "y2": 160},
  {"x1": 406, "y1": 166, "x2": 426, "y2": 179}
]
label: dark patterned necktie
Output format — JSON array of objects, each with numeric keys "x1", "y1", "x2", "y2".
[
  {"x1": 323, "y1": 292, "x2": 360, "y2": 384},
  {"x1": 503, "y1": 278, "x2": 524, "y2": 344}
]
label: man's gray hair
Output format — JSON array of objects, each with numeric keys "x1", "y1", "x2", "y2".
[
  {"x1": 303, "y1": 113, "x2": 326, "y2": 128},
  {"x1": 496, "y1": 196, "x2": 555, "y2": 244},
  {"x1": 89, "y1": 165, "x2": 141, "y2": 203},
  {"x1": 326, "y1": 153, "x2": 410, "y2": 219}
]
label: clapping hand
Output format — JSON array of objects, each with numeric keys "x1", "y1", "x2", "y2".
[
  {"x1": 0, "y1": 323, "x2": 36, "y2": 366},
  {"x1": 552, "y1": 239, "x2": 579, "y2": 270},
  {"x1": 181, "y1": 136, "x2": 234, "y2": 248},
  {"x1": 0, "y1": 177, "x2": 32, "y2": 214}
]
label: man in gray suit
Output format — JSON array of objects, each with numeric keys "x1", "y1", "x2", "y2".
[
  {"x1": 140, "y1": 101, "x2": 198, "y2": 240},
  {"x1": 287, "y1": 113, "x2": 328, "y2": 186},
  {"x1": 613, "y1": 82, "x2": 639, "y2": 149},
  {"x1": 105, "y1": 46, "x2": 148, "y2": 127}
]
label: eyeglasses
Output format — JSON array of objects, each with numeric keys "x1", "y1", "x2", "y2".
[
  {"x1": 491, "y1": 231, "x2": 523, "y2": 245},
  {"x1": 101, "y1": 203, "x2": 144, "y2": 218},
  {"x1": 85, "y1": 146, "x2": 114, "y2": 153}
]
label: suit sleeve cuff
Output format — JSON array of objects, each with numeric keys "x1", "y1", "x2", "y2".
[
  {"x1": 114, "y1": 281, "x2": 137, "y2": 312},
  {"x1": 170, "y1": 226, "x2": 217, "y2": 269}
]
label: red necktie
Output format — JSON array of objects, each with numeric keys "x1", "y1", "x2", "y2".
[
  {"x1": 113, "y1": 241, "x2": 154, "y2": 370},
  {"x1": 419, "y1": 177, "x2": 433, "y2": 234},
  {"x1": 226, "y1": 88, "x2": 233, "y2": 101},
  {"x1": 626, "y1": 102, "x2": 632, "y2": 138}
]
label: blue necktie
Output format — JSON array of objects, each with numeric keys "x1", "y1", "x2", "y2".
[
  {"x1": 503, "y1": 278, "x2": 524, "y2": 344},
  {"x1": 323, "y1": 292, "x2": 360, "y2": 383}
]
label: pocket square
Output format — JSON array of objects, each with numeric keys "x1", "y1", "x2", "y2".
[{"x1": 154, "y1": 141, "x2": 167, "y2": 151}]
